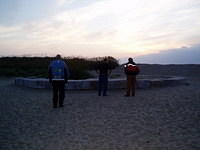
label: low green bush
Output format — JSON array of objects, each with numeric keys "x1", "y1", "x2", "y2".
[{"x1": 0, "y1": 56, "x2": 119, "y2": 79}]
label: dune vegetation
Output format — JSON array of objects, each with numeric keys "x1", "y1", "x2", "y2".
[{"x1": 0, "y1": 56, "x2": 119, "y2": 79}]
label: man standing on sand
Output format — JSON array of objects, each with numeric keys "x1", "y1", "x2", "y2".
[
  {"x1": 96, "y1": 58, "x2": 111, "y2": 96},
  {"x1": 124, "y1": 58, "x2": 140, "y2": 97},
  {"x1": 48, "y1": 54, "x2": 70, "y2": 108}
]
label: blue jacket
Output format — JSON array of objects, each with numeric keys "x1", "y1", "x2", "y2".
[{"x1": 48, "y1": 60, "x2": 70, "y2": 81}]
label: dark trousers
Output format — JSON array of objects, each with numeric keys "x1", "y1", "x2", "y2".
[
  {"x1": 98, "y1": 74, "x2": 108, "y2": 96},
  {"x1": 52, "y1": 80, "x2": 65, "y2": 107},
  {"x1": 126, "y1": 75, "x2": 136, "y2": 96}
]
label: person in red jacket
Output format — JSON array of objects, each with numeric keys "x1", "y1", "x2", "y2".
[{"x1": 124, "y1": 58, "x2": 140, "y2": 97}]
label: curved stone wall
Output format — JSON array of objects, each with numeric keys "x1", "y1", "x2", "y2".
[{"x1": 15, "y1": 76, "x2": 187, "y2": 90}]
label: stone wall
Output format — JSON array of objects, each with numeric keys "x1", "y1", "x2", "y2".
[{"x1": 15, "y1": 76, "x2": 187, "y2": 90}]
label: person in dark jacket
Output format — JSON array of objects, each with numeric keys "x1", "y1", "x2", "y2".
[
  {"x1": 124, "y1": 58, "x2": 140, "y2": 97},
  {"x1": 96, "y1": 58, "x2": 111, "y2": 96},
  {"x1": 48, "y1": 54, "x2": 70, "y2": 108}
]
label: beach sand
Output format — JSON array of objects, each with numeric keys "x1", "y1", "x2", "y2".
[{"x1": 0, "y1": 65, "x2": 200, "y2": 150}]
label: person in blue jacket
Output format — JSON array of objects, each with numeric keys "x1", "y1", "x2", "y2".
[{"x1": 48, "y1": 54, "x2": 70, "y2": 108}]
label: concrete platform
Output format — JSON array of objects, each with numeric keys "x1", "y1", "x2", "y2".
[{"x1": 15, "y1": 76, "x2": 187, "y2": 90}]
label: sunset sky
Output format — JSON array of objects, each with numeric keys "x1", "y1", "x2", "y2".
[{"x1": 0, "y1": 0, "x2": 200, "y2": 63}]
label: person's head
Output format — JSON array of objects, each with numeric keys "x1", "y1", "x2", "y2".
[
  {"x1": 102, "y1": 58, "x2": 109, "y2": 64},
  {"x1": 103, "y1": 58, "x2": 107, "y2": 62},
  {"x1": 55, "y1": 54, "x2": 61, "y2": 60},
  {"x1": 128, "y1": 57, "x2": 133, "y2": 62}
]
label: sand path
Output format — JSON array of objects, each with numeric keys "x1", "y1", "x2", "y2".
[{"x1": 0, "y1": 78, "x2": 200, "y2": 150}]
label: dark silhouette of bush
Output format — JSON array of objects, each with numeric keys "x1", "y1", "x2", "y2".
[
  {"x1": 0, "y1": 57, "x2": 51, "y2": 77},
  {"x1": 0, "y1": 56, "x2": 119, "y2": 79},
  {"x1": 89, "y1": 56, "x2": 119, "y2": 70},
  {"x1": 65, "y1": 57, "x2": 93, "y2": 79}
]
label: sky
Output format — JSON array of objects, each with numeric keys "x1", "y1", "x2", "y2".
[
  {"x1": 132, "y1": 44, "x2": 200, "y2": 64},
  {"x1": 0, "y1": 0, "x2": 200, "y2": 63}
]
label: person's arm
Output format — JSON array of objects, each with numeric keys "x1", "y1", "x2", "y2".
[
  {"x1": 48, "y1": 65, "x2": 52, "y2": 83},
  {"x1": 108, "y1": 69, "x2": 112, "y2": 75},
  {"x1": 96, "y1": 69, "x2": 100, "y2": 74},
  {"x1": 123, "y1": 63, "x2": 127, "y2": 74},
  {"x1": 64, "y1": 62, "x2": 70, "y2": 83},
  {"x1": 107, "y1": 64, "x2": 112, "y2": 75},
  {"x1": 95, "y1": 63, "x2": 100, "y2": 74},
  {"x1": 136, "y1": 65, "x2": 140, "y2": 75}
]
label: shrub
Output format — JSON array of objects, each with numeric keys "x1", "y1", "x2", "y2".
[{"x1": 0, "y1": 56, "x2": 119, "y2": 79}]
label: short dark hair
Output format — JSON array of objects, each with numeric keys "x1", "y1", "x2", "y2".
[
  {"x1": 128, "y1": 57, "x2": 133, "y2": 62},
  {"x1": 56, "y1": 54, "x2": 61, "y2": 59}
]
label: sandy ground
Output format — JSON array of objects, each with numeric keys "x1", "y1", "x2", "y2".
[{"x1": 0, "y1": 65, "x2": 200, "y2": 150}]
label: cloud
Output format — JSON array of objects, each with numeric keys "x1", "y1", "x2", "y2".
[
  {"x1": 0, "y1": 0, "x2": 200, "y2": 57},
  {"x1": 134, "y1": 44, "x2": 200, "y2": 64},
  {"x1": 57, "y1": 0, "x2": 74, "y2": 6}
]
